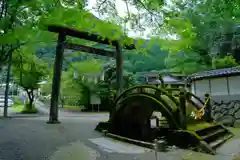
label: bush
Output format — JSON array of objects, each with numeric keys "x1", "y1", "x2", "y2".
[
  {"x1": 21, "y1": 103, "x2": 38, "y2": 114},
  {"x1": 13, "y1": 96, "x2": 23, "y2": 105}
]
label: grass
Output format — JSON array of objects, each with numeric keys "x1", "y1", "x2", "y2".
[
  {"x1": 64, "y1": 105, "x2": 82, "y2": 109},
  {"x1": 21, "y1": 107, "x2": 38, "y2": 114},
  {"x1": 11, "y1": 105, "x2": 25, "y2": 113},
  {"x1": 10, "y1": 104, "x2": 38, "y2": 114}
]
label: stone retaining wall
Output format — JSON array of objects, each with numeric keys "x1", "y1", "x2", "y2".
[{"x1": 212, "y1": 100, "x2": 240, "y2": 127}]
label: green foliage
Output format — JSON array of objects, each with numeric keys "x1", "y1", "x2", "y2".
[
  {"x1": 40, "y1": 59, "x2": 103, "y2": 108},
  {"x1": 163, "y1": 0, "x2": 239, "y2": 64},
  {"x1": 13, "y1": 96, "x2": 23, "y2": 105},
  {"x1": 12, "y1": 52, "x2": 49, "y2": 90},
  {"x1": 11, "y1": 102, "x2": 37, "y2": 114},
  {"x1": 71, "y1": 60, "x2": 103, "y2": 73},
  {"x1": 21, "y1": 103, "x2": 38, "y2": 114},
  {"x1": 12, "y1": 50, "x2": 49, "y2": 109},
  {"x1": 212, "y1": 55, "x2": 238, "y2": 69},
  {"x1": 165, "y1": 52, "x2": 209, "y2": 75},
  {"x1": 2, "y1": 0, "x2": 240, "y2": 77},
  {"x1": 11, "y1": 105, "x2": 25, "y2": 113},
  {"x1": 91, "y1": 0, "x2": 240, "y2": 72}
]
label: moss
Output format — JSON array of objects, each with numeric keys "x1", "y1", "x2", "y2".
[
  {"x1": 176, "y1": 129, "x2": 202, "y2": 140},
  {"x1": 161, "y1": 95, "x2": 178, "y2": 111},
  {"x1": 115, "y1": 93, "x2": 180, "y2": 129},
  {"x1": 188, "y1": 122, "x2": 215, "y2": 131}
]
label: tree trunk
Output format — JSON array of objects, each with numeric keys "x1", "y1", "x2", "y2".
[
  {"x1": 87, "y1": 89, "x2": 91, "y2": 107},
  {"x1": 26, "y1": 89, "x2": 35, "y2": 110},
  {"x1": 59, "y1": 94, "x2": 64, "y2": 108}
]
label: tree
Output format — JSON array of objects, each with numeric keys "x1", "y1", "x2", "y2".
[
  {"x1": 164, "y1": 52, "x2": 209, "y2": 75},
  {"x1": 212, "y1": 55, "x2": 238, "y2": 69},
  {"x1": 93, "y1": 0, "x2": 240, "y2": 72},
  {"x1": 69, "y1": 60, "x2": 103, "y2": 108},
  {"x1": 41, "y1": 59, "x2": 103, "y2": 108},
  {"x1": 159, "y1": 0, "x2": 240, "y2": 62},
  {"x1": 0, "y1": 0, "x2": 57, "y2": 66},
  {"x1": 12, "y1": 51, "x2": 49, "y2": 110},
  {"x1": 1, "y1": 0, "x2": 131, "y2": 69}
]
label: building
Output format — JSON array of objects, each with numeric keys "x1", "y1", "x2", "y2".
[
  {"x1": 136, "y1": 72, "x2": 185, "y2": 88},
  {"x1": 186, "y1": 66, "x2": 240, "y2": 101},
  {"x1": 186, "y1": 66, "x2": 240, "y2": 127}
]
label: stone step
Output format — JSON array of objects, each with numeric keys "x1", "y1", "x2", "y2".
[
  {"x1": 194, "y1": 124, "x2": 234, "y2": 153},
  {"x1": 195, "y1": 124, "x2": 222, "y2": 136},
  {"x1": 201, "y1": 128, "x2": 227, "y2": 143},
  {"x1": 209, "y1": 134, "x2": 234, "y2": 150}
]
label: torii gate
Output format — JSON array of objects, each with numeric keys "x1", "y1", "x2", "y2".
[{"x1": 47, "y1": 25, "x2": 135, "y2": 123}]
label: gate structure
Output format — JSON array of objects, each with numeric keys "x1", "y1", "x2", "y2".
[{"x1": 47, "y1": 25, "x2": 135, "y2": 123}]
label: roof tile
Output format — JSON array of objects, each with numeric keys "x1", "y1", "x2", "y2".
[{"x1": 187, "y1": 66, "x2": 240, "y2": 80}]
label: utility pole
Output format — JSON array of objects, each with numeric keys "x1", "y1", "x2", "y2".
[{"x1": 3, "y1": 50, "x2": 13, "y2": 118}]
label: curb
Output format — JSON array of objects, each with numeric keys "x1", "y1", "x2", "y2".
[
  {"x1": 1, "y1": 114, "x2": 47, "y2": 118},
  {"x1": 102, "y1": 130, "x2": 155, "y2": 149}
]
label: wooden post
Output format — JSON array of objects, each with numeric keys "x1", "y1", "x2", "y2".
[
  {"x1": 204, "y1": 93, "x2": 213, "y2": 122},
  {"x1": 156, "y1": 118, "x2": 160, "y2": 128},
  {"x1": 179, "y1": 89, "x2": 187, "y2": 129},
  {"x1": 185, "y1": 92, "x2": 191, "y2": 101},
  {"x1": 109, "y1": 42, "x2": 123, "y2": 122},
  {"x1": 115, "y1": 42, "x2": 123, "y2": 96},
  {"x1": 47, "y1": 33, "x2": 66, "y2": 124},
  {"x1": 158, "y1": 74, "x2": 164, "y2": 88},
  {"x1": 3, "y1": 50, "x2": 13, "y2": 118}
]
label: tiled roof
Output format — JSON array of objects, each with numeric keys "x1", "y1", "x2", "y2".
[
  {"x1": 187, "y1": 66, "x2": 240, "y2": 81},
  {"x1": 136, "y1": 74, "x2": 184, "y2": 84}
]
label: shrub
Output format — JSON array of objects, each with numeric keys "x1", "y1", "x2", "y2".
[
  {"x1": 13, "y1": 96, "x2": 23, "y2": 105},
  {"x1": 21, "y1": 103, "x2": 38, "y2": 114}
]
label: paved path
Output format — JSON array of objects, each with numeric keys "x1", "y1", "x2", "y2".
[
  {"x1": 35, "y1": 100, "x2": 50, "y2": 115},
  {"x1": 0, "y1": 107, "x2": 17, "y2": 117},
  {"x1": 35, "y1": 100, "x2": 109, "y2": 121},
  {"x1": 1, "y1": 116, "x2": 239, "y2": 160},
  {"x1": 0, "y1": 100, "x2": 239, "y2": 160},
  {"x1": 0, "y1": 116, "x2": 156, "y2": 160}
]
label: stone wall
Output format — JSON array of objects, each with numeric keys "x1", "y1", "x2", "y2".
[{"x1": 212, "y1": 100, "x2": 240, "y2": 127}]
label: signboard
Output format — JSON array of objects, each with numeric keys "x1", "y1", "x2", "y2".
[{"x1": 90, "y1": 94, "x2": 101, "y2": 105}]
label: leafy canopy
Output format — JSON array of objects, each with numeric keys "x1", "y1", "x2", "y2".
[{"x1": 12, "y1": 50, "x2": 49, "y2": 90}]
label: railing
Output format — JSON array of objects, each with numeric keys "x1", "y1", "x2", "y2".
[{"x1": 191, "y1": 97, "x2": 210, "y2": 120}]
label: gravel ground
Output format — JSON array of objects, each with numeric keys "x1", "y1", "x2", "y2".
[
  {"x1": 0, "y1": 112, "x2": 240, "y2": 160},
  {"x1": 0, "y1": 117, "x2": 157, "y2": 160}
]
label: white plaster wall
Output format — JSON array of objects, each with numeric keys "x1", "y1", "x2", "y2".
[
  {"x1": 191, "y1": 83, "x2": 196, "y2": 95},
  {"x1": 210, "y1": 77, "x2": 228, "y2": 96},
  {"x1": 195, "y1": 80, "x2": 210, "y2": 97},
  {"x1": 228, "y1": 76, "x2": 240, "y2": 95}
]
